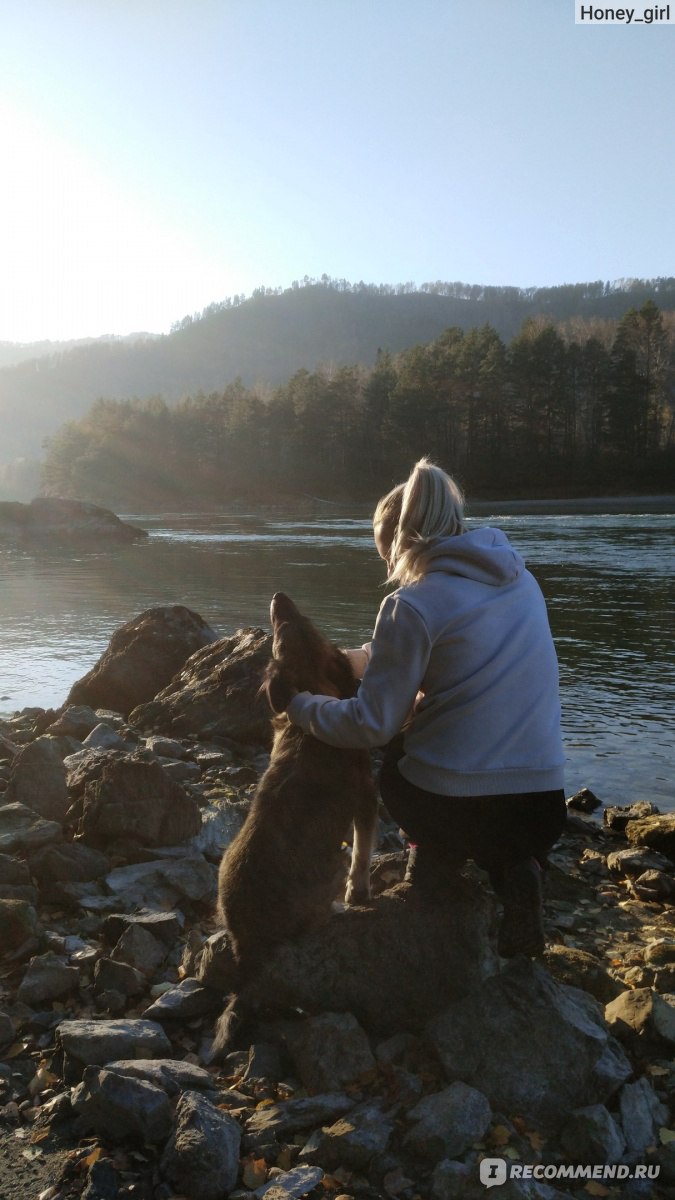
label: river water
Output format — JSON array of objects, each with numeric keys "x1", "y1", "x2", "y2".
[{"x1": 0, "y1": 501, "x2": 673, "y2": 810}]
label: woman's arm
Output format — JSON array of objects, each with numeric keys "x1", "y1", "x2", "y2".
[
  {"x1": 287, "y1": 594, "x2": 431, "y2": 748},
  {"x1": 343, "y1": 645, "x2": 371, "y2": 680}
]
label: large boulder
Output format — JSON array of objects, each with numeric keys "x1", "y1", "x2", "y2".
[
  {"x1": 67, "y1": 606, "x2": 219, "y2": 715},
  {"x1": 130, "y1": 627, "x2": 273, "y2": 747},
  {"x1": 426, "y1": 959, "x2": 632, "y2": 1135},
  {"x1": 212, "y1": 877, "x2": 498, "y2": 1036},
  {"x1": 0, "y1": 497, "x2": 146, "y2": 543},
  {"x1": 5, "y1": 735, "x2": 75, "y2": 822}
]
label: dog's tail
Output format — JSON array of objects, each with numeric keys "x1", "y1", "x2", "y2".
[{"x1": 208, "y1": 993, "x2": 248, "y2": 1062}]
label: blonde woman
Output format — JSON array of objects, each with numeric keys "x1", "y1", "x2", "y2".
[{"x1": 272, "y1": 458, "x2": 566, "y2": 958}]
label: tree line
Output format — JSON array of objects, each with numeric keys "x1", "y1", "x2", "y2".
[{"x1": 42, "y1": 301, "x2": 675, "y2": 507}]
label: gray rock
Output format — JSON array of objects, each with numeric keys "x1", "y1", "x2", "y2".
[
  {"x1": 604, "y1": 801, "x2": 660, "y2": 832},
  {"x1": 29, "y1": 842, "x2": 110, "y2": 884},
  {"x1": 0, "y1": 802, "x2": 62, "y2": 854},
  {"x1": 5, "y1": 735, "x2": 75, "y2": 822},
  {"x1": 404, "y1": 1081, "x2": 491, "y2": 1160},
  {"x1": 46, "y1": 705, "x2": 101, "y2": 739},
  {"x1": 98, "y1": 854, "x2": 216, "y2": 911},
  {"x1": 243, "y1": 1093, "x2": 356, "y2": 1151},
  {"x1": 0, "y1": 498, "x2": 146, "y2": 545},
  {"x1": 17, "y1": 950, "x2": 80, "y2": 1005},
  {"x1": 238, "y1": 877, "x2": 497, "y2": 1036},
  {"x1": 130, "y1": 626, "x2": 273, "y2": 747},
  {"x1": 93, "y1": 957, "x2": 146, "y2": 998},
  {"x1": 625, "y1": 814, "x2": 675, "y2": 863},
  {"x1": 102, "y1": 909, "x2": 183, "y2": 947},
  {"x1": 82, "y1": 723, "x2": 133, "y2": 751},
  {"x1": 110, "y1": 923, "x2": 167, "y2": 974},
  {"x1": 254, "y1": 1165, "x2": 324, "y2": 1199},
  {"x1": 0, "y1": 898, "x2": 42, "y2": 958},
  {"x1": 105, "y1": 1057, "x2": 215, "y2": 1096},
  {"x1": 542, "y1": 944, "x2": 622, "y2": 1004},
  {"x1": 68, "y1": 605, "x2": 217, "y2": 716},
  {"x1": 188, "y1": 797, "x2": 249, "y2": 857},
  {"x1": 0, "y1": 853, "x2": 31, "y2": 886},
  {"x1": 72, "y1": 1065, "x2": 173, "y2": 1142},
  {"x1": 605, "y1": 988, "x2": 675, "y2": 1049},
  {"x1": 559, "y1": 1103, "x2": 625, "y2": 1162},
  {"x1": 78, "y1": 755, "x2": 201, "y2": 849},
  {"x1": 299, "y1": 1100, "x2": 394, "y2": 1171},
  {"x1": 161, "y1": 1090, "x2": 242, "y2": 1200},
  {"x1": 427, "y1": 959, "x2": 632, "y2": 1134},
  {"x1": 0, "y1": 1011, "x2": 14, "y2": 1047},
  {"x1": 142, "y1": 978, "x2": 220, "y2": 1022},
  {"x1": 287, "y1": 1012, "x2": 376, "y2": 1094},
  {"x1": 157, "y1": 758, "x2": 201, "y2": 783},
  {"x1": 430, "y1": 1160, "x2": 474, "y2": 1200},
  {"x1": 56, "y1": 1018, "x2": 172, "y2": 1079},
  {"x1": 144, "y1": 735, "x2": 188, "y2": 759},
  {"x1": 618, "y1": 1075, "x2": 669, "y2": 1158},
  {"x1": 606, "y1": 847, "x2": 673, "y2": 877}
]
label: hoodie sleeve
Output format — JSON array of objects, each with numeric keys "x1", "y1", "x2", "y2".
[{"x1": 286, "y1": 594, "x2": 431, "y2": 748}]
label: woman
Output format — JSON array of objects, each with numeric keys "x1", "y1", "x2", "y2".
[{"x1": 273, "y1": 458, "x2": 567, "y2": 958}]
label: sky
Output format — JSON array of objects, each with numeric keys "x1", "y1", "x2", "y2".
[{"x1": 0, "y1": 0, "x2": 673, "y2": 344}]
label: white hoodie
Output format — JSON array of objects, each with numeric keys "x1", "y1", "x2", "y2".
[{"x1": 286, "y1": 526, "x2": 565, "y2": 797}]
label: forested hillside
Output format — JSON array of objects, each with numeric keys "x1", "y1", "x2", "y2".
[
  {"x1": 42, "y1": 300, "x2": 675, "y2": 505},
  {"x1": 2, "y1": 275, "x2": 675, "y2": 465}
]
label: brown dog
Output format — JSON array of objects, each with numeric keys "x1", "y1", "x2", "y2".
[{"x1": 212, "y1": 592, "x2": 378, "y2": 1055}]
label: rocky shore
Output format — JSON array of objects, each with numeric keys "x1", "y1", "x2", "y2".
[{"x1": 1, "y1": 607, "x2": 675, "y2": 1200}]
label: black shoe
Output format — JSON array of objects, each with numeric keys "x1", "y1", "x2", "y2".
[{"x1": 497, "y1": 858, "x2": 545, "y2": 958}]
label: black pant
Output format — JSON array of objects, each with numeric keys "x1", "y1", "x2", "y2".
[{"x1": 379, "y1": 741, "x2": 566, "y2": 887}]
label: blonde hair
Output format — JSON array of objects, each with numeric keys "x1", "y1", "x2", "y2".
[{"x1": 382, "y1": 457, "x2": 465, "y2": 586}]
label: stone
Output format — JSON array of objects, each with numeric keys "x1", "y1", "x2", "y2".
[
  {"x1": 254, "y1": 1166, "x2": 325, "y2": 1198},
  {"x1": 105, "y1": 1058, "x2": 215, "y2": 1096},
  {"x1": 72, "y1": 1065, "x2": 173, "y2": 1142},
  {"x1": 160, "y1": 1090, "x2": 242, "y2": 1200},
  {"x1": 0, "y1": 802, "x2": 63, "y2": 854},
  {"x1": 542, "y1": 944, "x2": 622, "y2": 1003},
  {"x1": 618, "y1": 1076, "x2": 669, "y2": 1158},
  {"x1": 93, "y1": 957, "x2": 146, "y2": 998},
  {"x1": 56, "y1": 1018, "x2": 172, "y2": 1079},
  {"x1": 559, "y1": 1103, "x2": 625, "y2": 1163},
  {"x1": 188, "y1": 797, "x2": 249, "y2": 857},
  {"x1": 142, "y1": 978, "x2": 220, "y2": 1022},
  {"x1": 288, "y1": 1012, "x2": 376, "y2": 1094},
  {"x1": 4, "y1": 735, "x2": 77, "y2": 822},
  {"x1": 67, "y1": 605, "x2": 218, "y2": 715},
  {"x1": 0, "y1": 898, "x2": 41, "y2": 958},
  {"x1": 129, "y1": 626, "x2": 273, "y2": 747},
  {"x1": 46, "y1": 705, "x2": 101, "y2": 739},
  {"x1": 605, "y1": 988, "x2": 675, "y2": 1049},
  {"x1": 604, "y1": 801, "x2": 660, "y2": 833},
  {"x1": 0, "y1": 853, "x2": 31, "y2": 886},
  {"x1": 102, "y1": 910, "x2": 183, "y2": 948},
  {"x1": 0, "y1": 1012, "x2": 14, "y2": 1047},
  {"x1": 299, "y1": 1100, "x2": 395, "y2": 1171},
  {"x1": 430, "y1": 1160, "x2": 474, "y2": 1200},
  {"x1": 427, "y1": 959, "x2": 631, "y2": 1134},
  {"x1": 243, "y1": 1093, "x2": 356, "y2": 1151},
  {"x1": 631, "y1": 870, "x2": 675, "y2": 901},
  {"x1": 17, "y1": 950, "x2": 80, "y2": 1005},
  {"x1": 607, "y1": 847, "x2": 673, "y2": 877},
  {"x1": 232, "y1": 878, "x2": 497, "y2": 1036},
  {"x1": 0, "y1": 498, "x2": 146, "y2": 544},
  {"x1": 144, "y1": 735, "x2": 188, "y2": 759},
  {"x1": 110, "y1": 923, "x2": 167, "y2": 974},
  {"x1": 98, "y1": 854, "x2": 216, "y2": 912},
  {"x1": 82, "y1": 723, "x2": 133, "y2": 751},
  {"x1": 404, "y1": 1081, "x2": 491, "y2": 1160},
  {"x1": 567, "y1": 787, "x2": 602, "y2": 813},
  {"x1": 29, "y1": 842, "x2": 110, "y2": 884},
  {"x1": 78, "y1": 755, "x2": 201, "y2": 849},
  {"x1": 625, "y1": 814, "x2": 675, "y2": 863}
]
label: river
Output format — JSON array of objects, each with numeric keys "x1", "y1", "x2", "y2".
[{"x1": 0, "y1": 499, "x2": 673, "y2": 810}]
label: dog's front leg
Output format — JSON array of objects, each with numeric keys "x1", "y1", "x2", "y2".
[{"x1": 345, "y1": 806, "x2": 376, "y2": 905}]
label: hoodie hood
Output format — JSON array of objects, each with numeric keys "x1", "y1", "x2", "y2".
[{"x1": 424, "y1": 526, "x2": 524, "y2": 586}]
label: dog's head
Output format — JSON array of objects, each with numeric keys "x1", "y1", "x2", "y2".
[{"x1": 263, "y1": 592, "x2": 357, "y2": 704}]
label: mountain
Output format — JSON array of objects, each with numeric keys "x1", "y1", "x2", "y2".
[{"x1": 2, "y1": 276, "x2": 674, "y2": 464}]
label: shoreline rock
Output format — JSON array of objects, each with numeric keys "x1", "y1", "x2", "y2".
[{"x1": 0, "y1": 496, "x2": 147, "y2": 544}]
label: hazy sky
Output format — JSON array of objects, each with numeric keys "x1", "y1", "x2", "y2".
[{"x1": 1, "y1": 0, "x2": 673, "y2": 343}]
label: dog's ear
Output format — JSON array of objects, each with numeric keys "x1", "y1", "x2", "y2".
[{"x1": 261, "y1": 661, "x2": 297, "y2": 714}]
